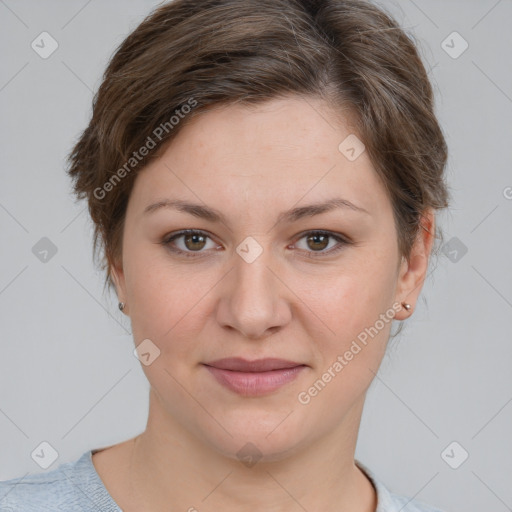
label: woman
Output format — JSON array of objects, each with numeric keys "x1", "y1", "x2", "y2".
[{"x1": 0, "y1": 0, "x2": 449, "y2": 510}]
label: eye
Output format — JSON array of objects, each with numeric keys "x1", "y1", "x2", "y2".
[
  {"x1": 161, "y1": 229, "x2": 351, "y2": 259},
  {"x1": 293, "y1": 230, "x2": 351, "y2": 258},
  {"x1": 162, "y1": 229, "x2": 220, "y2": 258}
]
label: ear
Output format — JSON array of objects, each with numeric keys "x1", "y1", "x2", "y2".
[
  {"x1": 393, "y1": 208, "x2": 435, "y2": 320},
  {"x1": 110, "y1": 258, "x2": 128, "y2": 314}
]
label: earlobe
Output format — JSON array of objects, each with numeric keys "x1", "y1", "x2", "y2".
[
  {"x1": 110, "y1": 260, "x2": 128, "y2": 313},
  {"x1": 393, "y1": 209, "x2": 435, "y2": 321}
]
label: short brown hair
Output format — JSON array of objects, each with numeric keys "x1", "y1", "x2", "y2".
[{"x1": 66, "y1": 0, "x2": 450, "y2": 294}]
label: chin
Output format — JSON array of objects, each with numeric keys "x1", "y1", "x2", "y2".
[
  {"x1": 209, "y1": 431, "x2": 306, "y2": 466},
  {"x1": 192, "y1": 406, "x2": 316, "y2": 466}
]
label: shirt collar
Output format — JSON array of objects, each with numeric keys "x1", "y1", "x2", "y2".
[{"x1": 356, "y1": 459, "x2": 401, "y2": 512}]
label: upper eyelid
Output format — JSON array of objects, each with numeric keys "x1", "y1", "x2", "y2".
[{"x1": 165, "y1": 229, "x2": 218, "y2": 244}]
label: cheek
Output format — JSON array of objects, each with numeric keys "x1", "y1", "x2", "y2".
[
  {"x1": 299, "y1": 250, "x2": 398, "y2": 340},
  {"x1": 296, "y1": 246, "x2": 399, "y2": 387},
  {"x1": 123, "y1": 242, "x2": 206, "y2": 348},
  {"x1": 293, "y1": 270, "x2": 397, "y2": 434}
]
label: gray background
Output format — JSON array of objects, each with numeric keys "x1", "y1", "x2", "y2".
[{"x1": 1, "y1": 1, "x2": 511, "y2": 511}]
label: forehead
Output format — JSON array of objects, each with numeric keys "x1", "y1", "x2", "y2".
[
  {"x1": 176, "y1": 96, "x2": 358, "y2": 162},
  {"x1": 127, "y1": 96, "x2": 389, "y2": 220}
]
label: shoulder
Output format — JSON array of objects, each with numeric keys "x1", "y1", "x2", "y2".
[
  {"x1": 385, "y1": 490, "x2": 446, "y2": 512},
  {"x1": 0, "y1": 457, "x2": 82, "y2": 512},
  {"x1": 356, "y1": 460, "x2": 446, "y2": 512},
  {"x1": 0, "y1": 450, "x2": 121, "y2": 512}
]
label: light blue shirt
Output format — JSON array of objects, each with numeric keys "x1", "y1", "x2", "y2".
[{"x1": 0, "y1": 449, "x2": 445, "y2": 511}]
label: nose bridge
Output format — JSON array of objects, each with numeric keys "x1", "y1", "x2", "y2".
[{"x1": 218, "y1": 239, "x2": 289, "y2": 339}]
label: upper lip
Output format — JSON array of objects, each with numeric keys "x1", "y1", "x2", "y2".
[{"x1": 204, "y1": 358, "x2": 304, "y2": 372}]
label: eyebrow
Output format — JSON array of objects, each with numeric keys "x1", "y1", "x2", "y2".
[{"x1": 143, "y1": 197, "x2": 370, "y2": 224}]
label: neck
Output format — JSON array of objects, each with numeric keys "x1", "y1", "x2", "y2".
[{"x1": 125, "y1": 389, "x2": 376, "y2": 512}]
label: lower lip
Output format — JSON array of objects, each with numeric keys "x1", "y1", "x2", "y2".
[{"x1": 204, "y1": 365, "x2": 306, "y2": 396}]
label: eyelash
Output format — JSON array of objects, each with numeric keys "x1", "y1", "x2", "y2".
[{"x1": 161, "y1": 229, "x2": 352, "y2": 259}]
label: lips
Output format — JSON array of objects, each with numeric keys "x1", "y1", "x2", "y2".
[
  {"x1": 204, "y1": 357, "x2": 303, "y2": 372},
  {"x1": 203, "y1": 358, "x2": 307, "y2": 396}
]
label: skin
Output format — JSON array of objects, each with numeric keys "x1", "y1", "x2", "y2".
[{"x1": 93, "y1": 95, "x2": 435, "y2": 512}]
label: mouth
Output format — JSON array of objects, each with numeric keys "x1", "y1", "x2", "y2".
[{"x1": 202, "y1": 358, "x2": 307, "y2": 396}]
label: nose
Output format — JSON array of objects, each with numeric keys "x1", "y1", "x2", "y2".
[{"x1": 216, "y1": 245, "x2": 292, "y2": 340}]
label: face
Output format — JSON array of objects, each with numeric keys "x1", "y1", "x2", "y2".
[{"x1": 112, "y1": 95, "x2": 433, "y2": 462}]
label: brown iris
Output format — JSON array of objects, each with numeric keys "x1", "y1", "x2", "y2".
[
  {"x1": 183, "y1": 233, "x2": 207, "y2": 251},
  {"x1": 306, "y1": 233, "x2": 329, "y2": 251}
]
